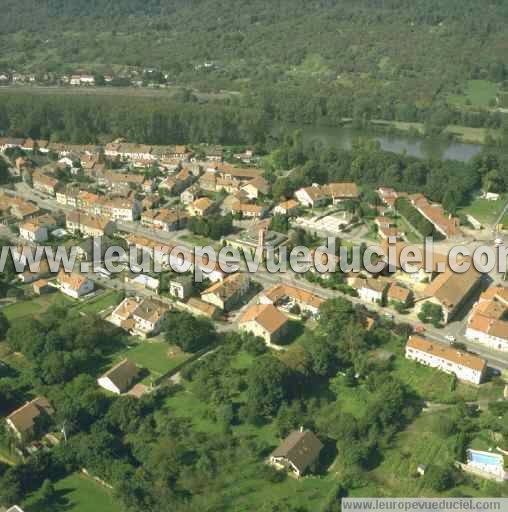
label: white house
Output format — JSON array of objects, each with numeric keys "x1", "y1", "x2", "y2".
[
  {"x1": 57, "y1": 271, "x2": 94, "y2": 298},
  {"x1": 405, "y1": 335, "x2": 487, "y2": 385},
  {"x1": 352, "y1": 278, "x2": 387, "y2": 304},
  {"x1": 294, "y1": 185, "x2": 327, "y2": 208},
  {"x1": 19, "y1": 222, "x2": 48, "y2": 243},
  {"x1": 239, "y1": 304, "x2": 289, "y2": 346},
  {"x1": 97, "y1": 359, "x2": 139, "y2": 394}
]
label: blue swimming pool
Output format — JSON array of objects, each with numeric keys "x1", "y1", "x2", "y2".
[{"x1": 468, "y1": 450, "x2": 503, "y2": 466}]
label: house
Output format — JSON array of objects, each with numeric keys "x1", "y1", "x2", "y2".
[
  {"x1": 295, "y1": 185, "x2": 327, "y2": 208},
  {"x1": 187, "y1": 297, "x2": 221, "y2": 319},
  {"x1": 19, "y1": 221, "x2": 48, "y2": 243},
  {"x1": 66, "y1": 211, "x2": 115, "y2": 237},
  {"x1": 131, "y1": 298, "x2": 170, "y2": 337},
  {"x1": 231, "y1": 201, "x2": 266, "y2": 218},
  {"x1": 352, "y1": 278, "x2": 388, "y2": 304},
  {"x1": 239, "y1": 304, "x2": 289, "y2": 346},
  {"x1": 32, "y1": 172, "x2": 59, "y2": 196},
  {"x1": 259, "y1": 283, "x2": 324, "y2": 317},
  {"x1": 7, "y1": 506, "x2": 26, "y2": 512},
  {"x1": 6, "y1": 397, "x2": 54, "y2": 440},
  {"x1": 465, "y1": 287, "x2": 508, "y2": 352},
  {"x1": 158, "y1": 176, "x2": 177, "y2": 193},
  {"x1": 377, "y1": 187, "x2": 402, "y2": 209},
  {"x1": 201, "y1": 273, "x2": 250, "y2": 311},
  {"x1": 169, "y1": 276, "x2": 194, "y2": 300},
  {"x1": 269, "y1": 429, "x2": 323, "y2": 478},
  {"x1": 387, "y1": 283, "x2": 412, "y2": 306},
  {"x1": 141, "y1": 208, "x2": 187, "y2": 231},
  {"x1": 274, "y1": 199, "x2": 299, "y2": 217},
  {"x1": 57, "y1": 271, "x2": 94, "y2": 298},
  {"x1": 32, "y1": 279, "x2": 52, "y2": 295},
  {"x1": 419, "y1": 264, "x2": 481, "y2": 324},
  {"x1": 97, "y1": 359, "x2": 139, "y2": 395},
  {"x1": 180, "y1": 184, "x2": 201, "y2": 205},
  {"x1": 110, "y1": 297, "x2": 170, "y2": 337},
  {"x1": 405, "y1": 335, "x2": 486, "y2": 385},
  {"x1": 324, "y1": 182, "x2": 359, "y2": 204},
  {"x1": 188, "y1": 197, "x2": 214, "y2": 217},
  {"x1": 240, "y1": 176, "x2": 269, "y2": 199},
  {"x1": 17, "y1": 259, "x2": 51, "y2": 284}
]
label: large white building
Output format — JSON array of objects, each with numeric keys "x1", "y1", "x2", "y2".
[{"x1": 405, "y1": 335, "x2": 487, "y2": 385}]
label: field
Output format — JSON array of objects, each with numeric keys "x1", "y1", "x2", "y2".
[
  {"x1": 457, "y1": 195, "x2": 507, "y2": 226},
  {"x1": 119, "y1": 339, "x2": 191, "y2": 381},
  {"x1": 0, "y1": 293, "x2": 73, "y2": 321},
  {"x1": 23, "y1": 472, "x2": 122, "y2": 512},
  {"x1": 448, "y1": 80, "x2": 499, "y2": 108},
  {"x1": 73, "y1": 290, "x2": 123, "y2": 316}
]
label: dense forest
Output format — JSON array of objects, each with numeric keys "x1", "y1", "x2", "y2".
[{"x1": 1, "y1": 1, "x2": 508, "y2": 132}]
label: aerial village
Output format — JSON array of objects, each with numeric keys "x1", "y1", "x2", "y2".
[{"x1": 0, "y1": 135, "x2": 507, "y2": 504}]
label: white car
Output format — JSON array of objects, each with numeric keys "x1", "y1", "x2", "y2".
[{"x1": 445, "y1": 335, "x2": 456, "y2": 342}]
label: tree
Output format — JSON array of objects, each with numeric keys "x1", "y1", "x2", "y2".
[
  {"x1": 418, "y1": 302, "x2": 444, "y2": 327},
  {"x1": 162, "y1": 310, "x2": 216, "y2": 352},
  {"x1": 0, "y1": 311, "x2": 9, "y2": 339},
  {"x1": 424, "y1": 465, "x2": 455, "y2": 491}
]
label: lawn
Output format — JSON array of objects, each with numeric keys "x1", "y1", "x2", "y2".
[
  {"x1": 23, "y1": 472, "x2": 122, "y2": 512},
  {"x1": 74, "y1": 290, "x2": 123, "y2": 316},
  {"x1": 121, "y1": 339, "x2": 191, "y2": 379},
  {"x1": 457, "y1": 195, "x2": 507, "y2": 226},
  {"x1": 448, "y1": 80, "x2": 499, "y2": 108},
  {"x1": 0, "y1": 293, "x2": 73, "y2": 322}
]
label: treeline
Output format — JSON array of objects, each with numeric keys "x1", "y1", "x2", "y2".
[{"x1": 0, "y1": 93, "x2": 269, "y2": 146}]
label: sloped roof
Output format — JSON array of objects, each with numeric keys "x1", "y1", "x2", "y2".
[
  {"x1": 239, "y1": 304, "x2": 288, "y2": 334},
  {"x1": 7, "y1": 397, "x2": 54, "y2": 434},
  {"x1": 271, "y1": 430, "x2": 323, "y2": 474},
  {"x1": 100, "y1": 359, "x2": 139, "y2": 393}
]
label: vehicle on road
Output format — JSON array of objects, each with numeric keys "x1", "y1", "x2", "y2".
[{"x1": 445, "y1": 335, "x2": 456, "y2": 342}]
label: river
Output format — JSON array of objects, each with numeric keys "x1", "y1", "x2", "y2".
[{"x1": 276, "y1": 124, "x2": 484, "y2": 162}]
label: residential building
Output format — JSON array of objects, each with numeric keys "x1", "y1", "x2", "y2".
[
  {"x1": 169, "y1": 276, "x2": 194, "y2": 300},
  {"x1": 32, "y1": 172, "x2": 59, "y2": 196},
  {"x1": 352, "y1": 278, "x2": 388, "y2": 303},
  {"x1": 239, "y1": 303, "x2": 289, "y2": 346},
  {"x1": 240, "y1": 175, "x2": 269, "y2": 199},
  {"x1": 405, "y1": 335, "x2": 486, "y2": 385},
  {"x1": 231, "y1": 201, "x2": 266, "y2": 218},
  {"x1": 419, "y1": 264, "x2": 481, "y2": 323},
  {"x1": 97, "y1": 359, "x2": 139, "y2": 395},
  {"x1": 66, "y1": 211, "x2": 115, "y2": 237},
  {"x1": 110, "y1": 297, "x2": 170, "y2": 337},
  {"x1": 324, "y1": 182, "x2": 359, "y2": 204},
  {"x1": 187, "y1": 297, "x2": 220, "y2": 319},
  {"x1": 387, "y1": 283, "x2": 412, "y2": 306},
  {"x1": 180, "y1": 184, "x2": 201, "y2": 205},
  {"x1": 201, "y1": 273, "x2": 250, "y2": 311},
  {"x1": 141, "y1": 208, "x2": 187, "y2": 231},
  {"x1": 295, "y1": 185, "x2": 327, "y2": 208},
  {"x1": 259, "y1": 283, "x2": 324, "y2": 317},
  {"x1": 19, "y1": 221, "x2": 48, "y2": 243},
  {"x1": 466, "y1": 287, "x2": 508, "y2": 352},
  {"x1": 188, "y1": 197, "x2": 215, "y2": 217},
  {"x1": 274, "y1": 199, "x2": 299, "y2": 217},
  {"x1": 6, "y1": 397, "x2": 54, "y2": 440},
  {"x1": 57, "y1": 271, "x2": 94, "y2": 298},
  {"x1": 269, "y1": 429, "x2": 323, "y2": 478}
]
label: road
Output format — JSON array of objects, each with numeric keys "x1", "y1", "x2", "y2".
[{"x1": 9, "y1": 182, "x2": 508, "y2": 370}]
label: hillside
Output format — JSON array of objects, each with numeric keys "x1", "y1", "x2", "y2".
[{"x1": 0, "y1": 0, "x2": 507, "y2": 136}]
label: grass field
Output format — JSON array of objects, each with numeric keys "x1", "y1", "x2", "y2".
[
  {"x1": 457, "y1": 195, "x2": 507, "y2": 226},
  {"x1": 448, "y1": 80, "x2": 499, "y2": 108},
  {"x1": 120, "y1": 339, "x2": 191, "y2": 379},
  {"x1": 0, "y1": 293, "x2": 73, "y2": 321},
  {"x1": 74, "y1": 290, "x2": 123, "y2": 316},
  {"x1": 23, "y1": 472, "x2": 122, "y2": 512}
]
